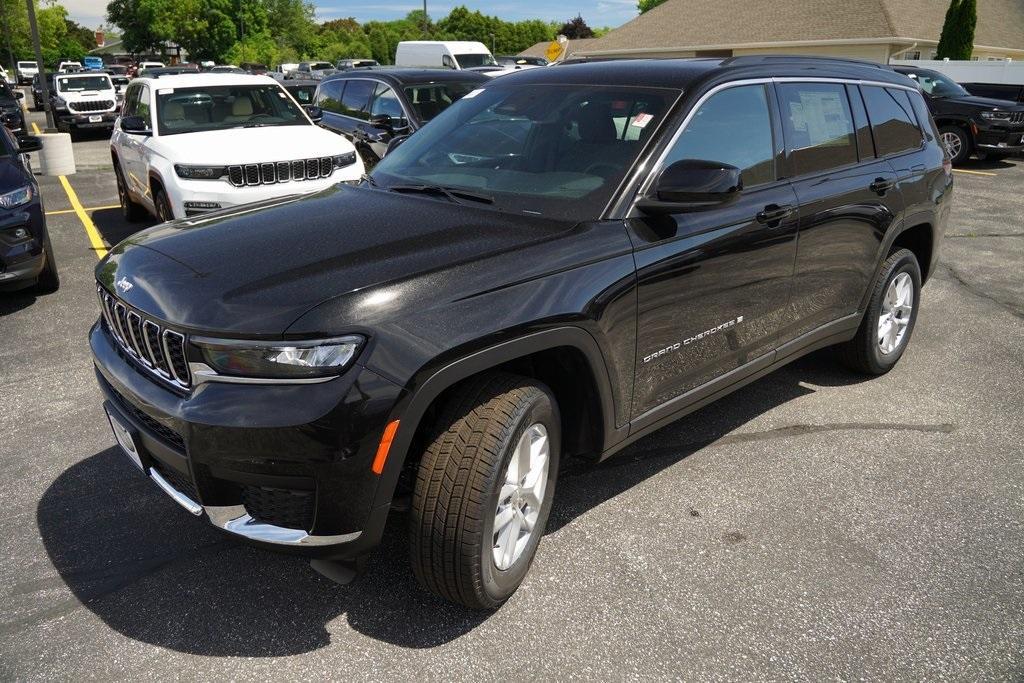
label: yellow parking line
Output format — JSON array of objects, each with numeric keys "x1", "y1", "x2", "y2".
[
  {"x1": 953, "y1": 168, "x2": 997, "y2": 177},
  {"x1": 31, "y1": 121, "x2": 40, "y2": 134},
  {"x1": 45, "y1": 204, "x2": 119, "y2": 216},
  {"x1": 58, "y1": 176, "x2": 108, "y2": 259}
]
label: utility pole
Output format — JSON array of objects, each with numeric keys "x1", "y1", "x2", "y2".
[
  {"x1": 422, "y1": 0, "x2": 427, "y2": 37},
  {"x1": 25, "y1": 0, "x2": 55, "y2": 130}
]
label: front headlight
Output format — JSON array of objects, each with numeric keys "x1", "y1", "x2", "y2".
[
  {"x1": 194, "y1": 335, "x2": 364, "y2": 379},
  {"x1": 980, "y1": 111, "x2": 1013, "y2": 121},
  {"x1": 0, "y1": 185, "x2": 33, "y2": 209},
  {"x1": 333, "y1": 152, "x2": 357, "y2": 168},
  {"x1": 175, "y1": 164, "x2": 228, "y2": 180}
]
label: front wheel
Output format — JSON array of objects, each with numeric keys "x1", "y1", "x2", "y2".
[
  {"x1": 939, "y1": 125, "x2": 971, "y2": 165},
  {"x1": 116, "y1": 164, "x2": 147, "y2": 222},
  {"x1": 154, "y1": 187, "x2": 174, "y2": 222},
  {"x1": 410, "y1": 372, "x2": 560, "y2": 609},
  {"x1": 837, "y1": 248, "x2": 921, "y2": 375}
]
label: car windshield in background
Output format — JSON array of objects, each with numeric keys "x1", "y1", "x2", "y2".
[
  {"x1": 155, "y1": 84, "x2": 308, "y2": 136},
  {"x1": 0, "y1": 81, "x2": 13, "y2": 98},
  {"x1": 454, "y1": 53, "x2": 497, "y2": 68},
  {"x1": 310, "y1": 62, "x2": 333, "y2": 71},
  {"x1": 911, "y1": 70, "x2": 970, "y2": 98},
  {"x1": 58, "y1": 76, "x2": 111, "y2": 92},
  {"x1": 403, "y1": 82, "x2": 482, "y2": 122},
  {"x1": 373, "y1": 83, "x2": 676, "y2": 219},
  {"x1": 18, "y1": 62, "x2": 36, "y2": 68},
  {"x1": 286, "y1": 85, "x2": 316, "y2": 105}
]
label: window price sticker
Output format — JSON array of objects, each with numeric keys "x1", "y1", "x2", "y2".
[{"x1": 632, "y1": 112, "x2": 653, "y2": 128}]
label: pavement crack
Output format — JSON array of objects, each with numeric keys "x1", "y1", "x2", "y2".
[{"x1": 938, "y1": 263, "x2": 1024, "y2": 320}]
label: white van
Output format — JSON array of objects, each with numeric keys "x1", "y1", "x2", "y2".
[{"x1": 394, "y1": 41, "x2": 496, "y2": 70}]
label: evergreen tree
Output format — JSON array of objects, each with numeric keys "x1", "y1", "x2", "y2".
[{"x1": 936, "y1": 0, "x2": 976, "y2": 60}]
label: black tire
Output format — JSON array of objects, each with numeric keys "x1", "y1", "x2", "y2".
[
  {"x1": 154, "y1": 187, "x2": 174, "y2": 222},
  {"x1": 939, "y1": 125, "x2": 971, "y2": 165},
  {"x1": 837, "y1": 248, "x2": 921, "y2": 375},
  {"x1": 115, "y1": 163, "x2": 147, "y2": 222},
  {"x1": 410, "y1": 372, "x2": 561, "y2": 609},
  {"x1": 34, "y1": 235, "x2": 60, "y2": 293}
]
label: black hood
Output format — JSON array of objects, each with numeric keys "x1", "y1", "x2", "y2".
[
  {"x1": 943, "y1": 94, "x2": 1024, "y2": 111},
  {"x1": 96, "y1": 184, "x2": 576, "y2": 336}
]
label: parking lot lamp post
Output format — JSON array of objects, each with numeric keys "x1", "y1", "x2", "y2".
[
  {"x1": 25, "y1": 0, "x2": 56, "y2": 130},
  {"x1": 2, "y1": 3, "x2": 16, "y2": 76}
]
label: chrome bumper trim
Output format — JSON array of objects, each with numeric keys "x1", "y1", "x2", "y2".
[
  {"x1": 150, "y1": 468, "x2": 203, "y2": 516},
  {"x1": 204, "y1": 505, "x2": 362, "y2": 547}
]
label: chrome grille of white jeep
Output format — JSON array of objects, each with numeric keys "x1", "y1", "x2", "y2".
[
  {"x1": 97, "y1": 285, "x2": 191, "y2": 389},
  {"x1": 69, "y1": 100, "x2": 114, "y2": 113},
  {"x1": 227, "y1": 157, "x2": 335, "y2": 187}
]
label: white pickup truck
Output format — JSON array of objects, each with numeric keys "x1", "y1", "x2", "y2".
[{"x1": 267, "y1": 64, "x2": 298, "y2": 82}]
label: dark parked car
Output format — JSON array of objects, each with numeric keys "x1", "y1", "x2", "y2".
[
  {"x1": 0, "y1": 80, "x2": 26, "y2": 134},
  {"x1": 336, "y1": 59, "x2": 378, "y2": 71},
  {"x1": 283, "y1": 79, "x2": 318, "y2": 106},
  {"x1": 315, "y1": 69, "x2": 487, "y2": 165},
  {"x1": 0, "y1": 129, "x2": 58, "y2": 292},
  {"x1": 239, "y1": 62, "x2": 268, "y2": 75},
  {"x1": 894, "y1": 65, "x2": 1024, "y2": 163},
  {"x1": 961, "y1": 81, "x2": 1024, "y2": 105},
  {"x1": 91, "y1": 56, "x2": 950, "y2": 609},
  {"x1": 31, "y1": 73, "x2": 55, "y2": 112}
]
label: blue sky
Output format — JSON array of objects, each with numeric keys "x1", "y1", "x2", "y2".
[{"x1": 67, "y1": 0, "x2": 639, "y2": 32}]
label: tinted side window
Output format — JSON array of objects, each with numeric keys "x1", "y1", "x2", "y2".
[
  {"x1": 317, "y1": 81, "x2": 343, "y2": 113},
  {"x1": 846, "y1": 84, "x2": 875, "y2": 160},
  {"x1": 369, "y1": 83, "x2": 406, "y2": 125},
  {"x1": 778, "y1": 82, "x2": 857, "y2": 176},
  {"x1": 135, "y1": 85, "x2": 151, "y2": 123},
  {"x1": 339, "y1": 80, "x2": 373, "y2": 120},
  {"x1": 121, "y1": 84, "x2": 140, "y2": 116},
  {"x1": 861, "y1": 86, "x2": 923, "y2": 157},
  {"x1": 663, "y1": 84, "x2": 775, "y2": 187}
]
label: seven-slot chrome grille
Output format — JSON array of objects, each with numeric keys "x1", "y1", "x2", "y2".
[
  {"x1": 227, "y1": 157, "x2": 335, "y2": 187},
  {"x1": 69, "y1": 99, "x2": 115, "y2": 113},
  {"x1": 97, "y1": 285, "x2": 191, "y2": 389},
  {"x1": 1010, "y1": 112, "x2": 1024, "y2": 125}
]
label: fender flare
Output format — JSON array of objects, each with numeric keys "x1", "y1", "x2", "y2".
[
  {"x1": 857, "y1": 216, "x2": 936, "y2": 312},
  {"x1": 369, "y1": 326, "x2": 624, "y2": 510}
]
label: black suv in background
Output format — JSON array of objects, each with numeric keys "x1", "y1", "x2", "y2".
[
  {"x1": 962, "y1": 82, "x2": 1024, "y2": 105},
  {"x1": 0, "y1": 128, "x2": 58, "y2": 292},
  {"x1": 894, "y1": 65, "x2": 1024, "y2": 163},
  {"x1": 0, "y1": 80, "x2": 27, "y2": 134},
  {"x1": 92, "y1": 56, "x2": 951, "y2": 609},
  {"x1": 315, "y1": 69, "x2": 487, "y2": 166}
]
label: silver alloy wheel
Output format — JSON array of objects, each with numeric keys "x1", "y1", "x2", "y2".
[
  {"x1": 878, "y1": 272, "x2": 913, "y2": 355},
  {"x1": 492, "y1": 423, "x2": 549, "y2": 571},
  {"x1": 941, "y1": 130, "x2": 963, "y2": 159}
]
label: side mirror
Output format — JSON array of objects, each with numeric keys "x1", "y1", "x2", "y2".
[
  {"x1": 637, "y1": 159, "x2": 742, "y2": 214},
  {"x1": 303, "y1": 105, "x2": 323, "y2": 123},
  {"x1": 17, "y1": 135, "x2": 43, "y2": 153},
  {"x1": 14, "y1": 91, "x2": 24, "y2": 99},
  {"x1": 121, "y1": 115, "x2": 152, "y2": 135},
  {"x1": 385, "y1": 134, "x2": 409, "y2": 156}
]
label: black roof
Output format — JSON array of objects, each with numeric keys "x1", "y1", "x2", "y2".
[
  {"x1": 322, "y1": 68, "x2": 489, "y2": 87},
  {"x1": 498, "y1": 56, "x2": 913, "y2": 90}
]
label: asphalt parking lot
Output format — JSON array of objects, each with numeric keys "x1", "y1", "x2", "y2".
[{"x1": 2, "y1": 98, "x2": 1023, "y2": 680}]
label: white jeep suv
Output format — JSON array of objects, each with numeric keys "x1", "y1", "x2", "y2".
[
  {"x1": 111, "y1": 73, "x2": 364, "y2": 221},
  {"x1": 52, "y1": 73, "x2": 120, "y2": 137}
]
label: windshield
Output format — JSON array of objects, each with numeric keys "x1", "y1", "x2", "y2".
[
  {"x1": 18, "y1": 62, "x2": 36, "y2": 68},
  {"x1": 57, "y1": 76, "x2": 112, "y2": 92},
  {"x1": 454, "y1": 53, "x2": 497, "y2": 68},
  {"x1": 910, "y1": 70, "x2": 969, "y2": 98},
  {"x1": 156, "y1": 84, "x2": 309, "y2": 135},
  {"x1": 310, "y1": 62, "x2": 333, "y2": 71},
  {"x1": 286, "y1": 84, "x2": 316, "y2": 105},
  {"x1": 403, "y1": 81, "x2": 481, "y2": 122},
  {"x1": 373, "y1": 83, "x2": 676, "y2": 219},
  {"x1": 0, "y1": 127, "x2": 15, "y2": 157}
]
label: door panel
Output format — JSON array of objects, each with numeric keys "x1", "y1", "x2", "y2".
[{"x1": 628, "y1": 184, "x2": 799, "y2": 416}]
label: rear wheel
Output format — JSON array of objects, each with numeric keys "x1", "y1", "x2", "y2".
[
  {"x1": 939, "y1": 125, "x2": 971, "y2": 164},
  {"x1": 410, "y1": 372, "x2": 560, "y2": 609},
  {"x1": 837, "y1": 248, "x2": 921, "y2": 375}
]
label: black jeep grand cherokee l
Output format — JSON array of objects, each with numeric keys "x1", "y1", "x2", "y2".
[{"x1": 91, "y1": 56, "x2": 951, "y2": 609}]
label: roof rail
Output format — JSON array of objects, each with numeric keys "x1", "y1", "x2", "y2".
[{"x1": 720, "y1": 54, "x2": 890, "y2": 70}]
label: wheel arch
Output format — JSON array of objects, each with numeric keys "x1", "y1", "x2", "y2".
[
  {"x1": 858, "y1": 218, "x2": 937, "y2": 313},
  {"x1": 371, "y1": 326, "x2": 623, "y2": 510}
]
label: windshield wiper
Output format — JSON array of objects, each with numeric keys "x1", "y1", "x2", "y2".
[{"x1": 387, "y1": 184, "x2": 494, "y2": 205}]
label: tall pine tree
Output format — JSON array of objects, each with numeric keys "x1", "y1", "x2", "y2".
[{"x1": 936, "y1": 0, "x2": 977, "y2": 60}]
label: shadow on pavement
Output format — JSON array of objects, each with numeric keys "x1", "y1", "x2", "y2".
[
  {"x1": 0, "y1": 289, "x2": 39, "y2": 316},
  {"x1": 90, "y1": 207, "x2": 153, "y2": 248},
  {"x1": 36, "y1": 350, "x2": 863, "y2": 655}
]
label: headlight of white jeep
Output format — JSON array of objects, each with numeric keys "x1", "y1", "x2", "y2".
[
  {"x1": 175, "y1": 164, "x2": 228, "y2": 180},
  {"x1": 193, "y1": 335, "x2": 364, "y2": 379}
]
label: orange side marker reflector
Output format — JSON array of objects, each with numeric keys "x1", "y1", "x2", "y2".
[{"x1": 372, "y1": 420, "x2": 401, "y2": 475}]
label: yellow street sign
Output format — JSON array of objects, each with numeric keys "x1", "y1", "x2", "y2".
[{"x1": 545, "y1": 41, "x2": 565, "y2": 62}]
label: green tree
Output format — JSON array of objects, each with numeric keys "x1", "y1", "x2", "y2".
[
  {"x1": 936, "y1": 0, "x2": 977, "y2": 60},
  {"x1": 175, "y1": 0, "x2": 237, "y2": 62},
  {"x1": 638, "y1": 0, "x2": 667, "y2": 13},
  {"x1": 558, "y1": 14, "x2": 594, "y2": 39},
  {"x1": 106, "y1": 0, "x2": 174, "y2": 54}
]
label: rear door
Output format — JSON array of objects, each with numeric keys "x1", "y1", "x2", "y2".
[
  {"x1": 780, "y1": 80, "x2": 902, "y2": 338},
  {"x1": 316, "y1": 79, "x2": 350, "y2": 137},
  {"x1": 627, "y1": 82, "x2": 800, "y2": 418}
]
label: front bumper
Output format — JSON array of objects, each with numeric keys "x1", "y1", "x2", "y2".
[
  {"x1": 168, "y1": 167, "x2": 362, "y2": 218},
  {"x1": 57, "y1": 110, "x2": 118, "y2": 129},
  {"x1": 0, "y1": 201, "x2": 46, "y2": 288},
  {"x1": 91, "y1": 319, "x2": 404, "y2": 558},
  {"x1": 974, "y1": 124, "x2": 1024, "y2": 153}
]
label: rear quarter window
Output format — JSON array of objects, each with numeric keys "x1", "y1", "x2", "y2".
[
  {"x1": 778, "y1": 82, "x2": 858, "y2": 176},
  {"x1": 861, "y1": 86, "x2": 924, "y2": 157}
]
